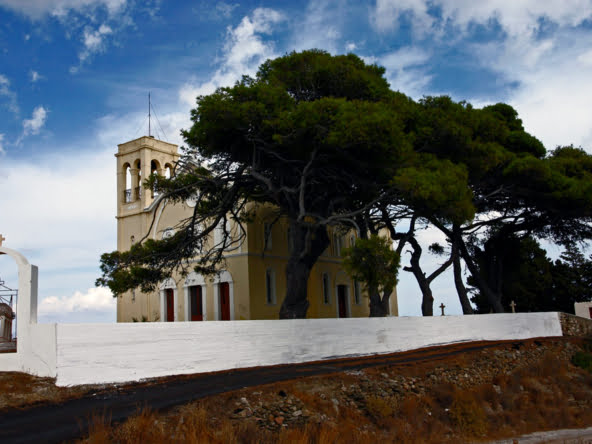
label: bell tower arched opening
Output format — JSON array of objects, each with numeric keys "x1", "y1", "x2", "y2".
[{"x1": 122, "y1": 162, "x2": 132, "y2": 203}]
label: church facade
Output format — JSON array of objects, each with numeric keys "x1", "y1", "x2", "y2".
[{"x1": 115, "y1": 136, "x2": 398, "y2": 322}]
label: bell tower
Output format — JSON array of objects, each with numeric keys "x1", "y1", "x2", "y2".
[{"x1": 115, "y1": 136, "x2": 179, "y2": 251}]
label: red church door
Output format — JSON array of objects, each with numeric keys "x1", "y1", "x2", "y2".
[
  {"x1": 337, "y1": 285, "x2": 347, "y2": 318},
  {"x1": 219, "y1": 282, "x2": 230, "y2": 321},
  {"x1": 190, "y1": 286, "x2": 203, "y2": 321},
  {"x1": 165, "y1": 289, "x2": 174, "y2": 322}
]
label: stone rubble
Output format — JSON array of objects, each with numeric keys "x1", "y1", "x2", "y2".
[{"x1": 228, "y1": 340, "x2": 584, "y2": 431}]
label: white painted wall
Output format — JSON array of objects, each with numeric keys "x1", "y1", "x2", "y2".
[
  {"x1": 55, "y1": 312, "x2": 562, "y2": 386},
  {"x1": 0, "y1": 248, "x2": 568, "y2": 387},
  {"x1": 575, "y1": 302, "x2": 592, "y2": 319},
  {"x1": 0, "y1": 246, "x2": 57, "y2": 378}
]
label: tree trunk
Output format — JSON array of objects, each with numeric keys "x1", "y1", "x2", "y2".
[
  {"x1": 457, "y1": 236, "x2": 504, "y2": 313},
  {"x1": 405, "y1": 237, "x2": 434, "y2": 316},
  {"x1": 368, "y1": 285, "x2": 391, "y2": 317},
  {"x1": 279, "y1": 221, "x2": 329, "y2": 319},
  {"x1": 452, "y1": 227, "x2": 473, "y2": 314}
]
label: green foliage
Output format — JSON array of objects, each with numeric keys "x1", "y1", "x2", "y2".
[
  {"x1": 470, "y1": 235, "x2": 592, "y2": 314},
  {"x1": 428, "y1": 243, "x2": 445, "y2": 255},
  {"x1": 483, "y1": 102, "x2": 524, "y2": 131},
  {"x1": 98, "y1": 48, "x2": 592, "y2": 318},
  {"x1": 392, "y1": 155, "x2": 474, "y2": 224},
  {"x1": 342, "y1": 235, "x2": 400, "y2": 294},
  {"x1": 257, "y1": 49, "x2": 391, "y2": 102},
  {"x1": 98, "y1": 49, "x2": 412, "y2": 308},
  {"x1": 572, "y1": 350, "x2": 592, "y2": 373}
]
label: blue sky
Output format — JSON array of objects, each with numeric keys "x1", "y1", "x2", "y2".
[{"x1": 0, "y1": 0, "x2": 591, "y2": 322}]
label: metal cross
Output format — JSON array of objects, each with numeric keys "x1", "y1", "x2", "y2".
[
  {"x1": 0, "y1": 234, "x2": 5, "y2": 247},
  {"x1": 440, "y1": 303, "x2": 446, "y2": 316},
  {"x1": 510, "y1": 300, "x2": 516, "y2": 313}
]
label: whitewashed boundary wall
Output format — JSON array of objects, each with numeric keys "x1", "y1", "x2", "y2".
[
  {"x1": 55, "y1": 312, "x2": 562, "y2": 386},
  {"x1": 575, "y1": 302, "x2": 592, "y2": 319},
  {"x1": 0, "y1": 245, "x2": 570, "y2": 387},
  {"x1": 0, "y1": 247, "x2": 56, "y2": 378}
]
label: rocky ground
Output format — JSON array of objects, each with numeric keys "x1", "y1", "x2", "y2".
[{"x1": 1, "y1": 337, "x2": 592, "y2": 443}]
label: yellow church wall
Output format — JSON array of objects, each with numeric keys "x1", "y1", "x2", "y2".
[
  {"x1": 242, "y1": 215, "x2": 376, "y2": 319},
  {"x1": 114, "y1": 136, "x2": 397, "y2": 323}
]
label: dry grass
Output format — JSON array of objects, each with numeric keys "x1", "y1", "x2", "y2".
[
  {"x1": 2, "y1": 338, "x2": 589, "y2": 443},
  {"x1": 0, "y1": 372, "x2": 91, "y2": 410},
  {"x1": 78, "y1": 339, "x2": 592, "y2": 444}
]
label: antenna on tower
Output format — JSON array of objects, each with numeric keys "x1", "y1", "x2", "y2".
[{"x1": 148, "y1": 92, "x2": 152, "y2": 137}]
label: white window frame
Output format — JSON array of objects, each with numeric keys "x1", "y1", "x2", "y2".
[
  {"x1": 335, "y1": 284, "x2": 351, "y2": 318},
  {"x1": 212, "y1": 270, "x2": 235, "y2": 320},
  {"x1": 159, "y1": 278, "x2": 178, "y2": 322},
  {"x1": 184, "y1": 272, "x2": 206, "y2": 321}
]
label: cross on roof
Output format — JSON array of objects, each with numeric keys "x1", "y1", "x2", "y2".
[
  {"x1": 0, "y1": 234, "x2": 5, "y2": 247},
  {"x1": 439, "y1": 303, "x2": 446, "y2": 316}
]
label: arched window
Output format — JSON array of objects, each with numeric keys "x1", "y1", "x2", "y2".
[
  {"x1": 123, "y1": 163, "x2": 132, "y2": 203},
  {"x1": 133, "y1": 159, "x2": 142, "y2": 200},
  {"x1": 322, "y1": 272, "x2": 331, "y2": 304},
  {"x1": 333, "y1": 233, "x2": 343, "y2": 257},
  {"x1": 151, "y1": 159, "x2": 161, "y2": 175},
  {"x1": 264, "y1": 223, "x2": 273, "y2": 251},
  {"x1": 354, "y1": 280, "x2": 361, "y2": 305},
  {"x1": 265, "y1": 268, "x2": 276, "y2": 305},
  {"x1": 164, "y1": 163, "x2": 173, "y2": 179},
  {"x1": 151, "y1": 160, "x2": 161, "y2": 197},
  {"x1": 184, "y1": 272, "x2": 206, "y2": 321}
]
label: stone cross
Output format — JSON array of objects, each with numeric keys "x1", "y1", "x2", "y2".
[
  {"x1": 440, "y1": 303, "x2": 446, "y2": 316},
  {"x1": 0, "y1": 234, "x2": 5, "y2": 247},
  {"x1": 510, "y1": 300, "x2": 516, "y2": 313}
]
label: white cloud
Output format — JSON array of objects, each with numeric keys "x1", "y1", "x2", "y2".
[
  {"x1": 0, "y1": 140, "x2": 117, "y2": 322},
  {"x1": 0, "y1": 74, "x2": 18, "y2": 114},
  {"x1": 0, "y1": 0, "x2": 143, "y2": 73},
  {"x1": 22, "y1": 105, "x2": 48, "y2": 137},
  {"x1": 372, "y1": 0, "x2": 433, "y2": 35},
  {"x1": 0, "y1": 147, "x2": 115, "y2": 251},
  {"x1": 179, "y1": 7, "x2": 284, "y2": 105},
  {"x1": 0, "y1": 133, "x2": 4, "y2": 154},
  {"x1": 369, "y1": 1, "x2": 592, "y2": 151},
  {"x1": 0, "y1": 0, "x2": 127, "y2": 20},
  {"x1": 95, "y1": 108, "x2": 189, "y2": 150},
  {"x1": 577, "y1": 48, "x2": 592, "y2": 66},
  {"x1": 379, "y1": 47, "x2": 432, "y2": 98},
  {"x1": 69, "y1": 23, "x2": 113, "y2": 72},
  {"x1": 345, "y1": 41, "x2": 357, "y2": 51},
  {"x1": 290, "y1": 0, "x2": 344, "y2": 54},
  {"x1": 30, "y1": 70, "x2": 42, "y2": 82},
  {"x1": 39, "y1": 286, "x2": 115, "y2": 315},
  {"x1": 372, "y1": 0, "x2": 592, "y2": 38},
  {"x1": 215, "y1": 1, "x2": 239, "y2": 19},
  {"x1": 507, "y1": 47, "x2": 592, "y2": 150}
]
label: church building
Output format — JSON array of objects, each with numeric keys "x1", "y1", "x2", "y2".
[{"x1": 115, "y1": 136, "x2": 398, "y2": 322}]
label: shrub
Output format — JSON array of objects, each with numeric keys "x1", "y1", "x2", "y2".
[
  {"x1": 572, "y1": 351, "x2": 592, "y2": 373},
  {"x1": 365, "y1": 395, "x2": 394, "y2": 426},
  {"x1": 448, "y1": 391, "x2": 487, "y2": 437}
]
